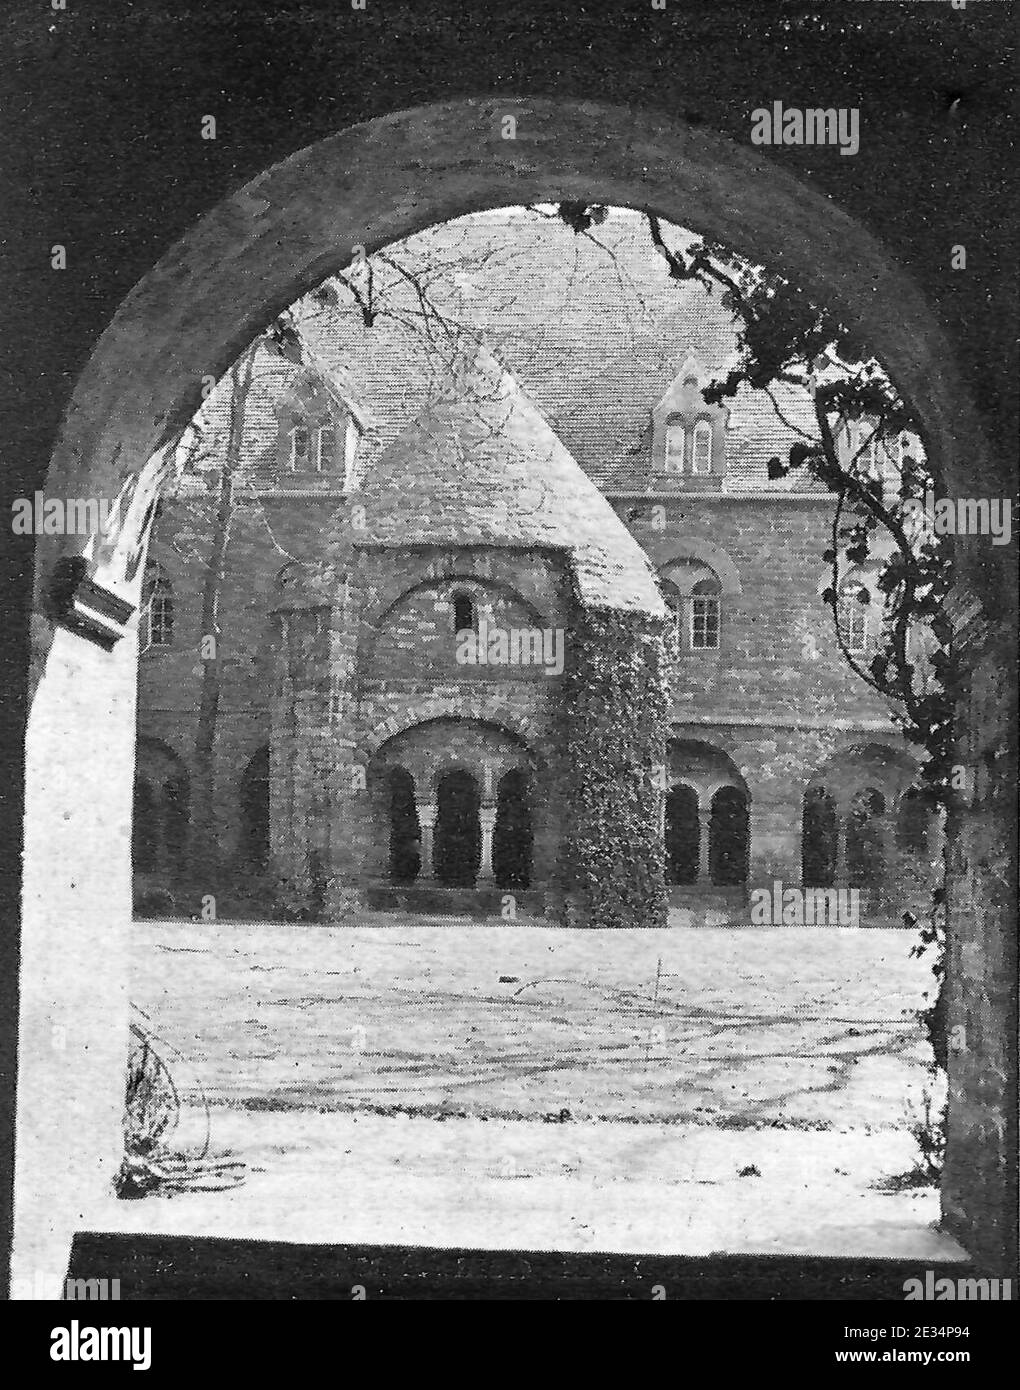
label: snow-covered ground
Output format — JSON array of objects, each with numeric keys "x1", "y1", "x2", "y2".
[{"x1": 103, "y1": 918, "x2": 963, "y2": 1260}]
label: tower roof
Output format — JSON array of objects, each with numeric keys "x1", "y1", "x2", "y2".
[{"x1": 355, "y1": 343, "x2": 665, "y2": 617}]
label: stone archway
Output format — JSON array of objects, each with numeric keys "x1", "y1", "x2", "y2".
[{"x1": 15, "y1": 96, "x2": 1009, "y2": 1292}]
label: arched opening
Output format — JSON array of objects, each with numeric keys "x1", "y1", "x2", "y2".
[
  {"x1": 664, "y1": 784, "x2": 699, "y2": 886},
  {"x1": 15, "y1": 95, "x2": 1004, "y2": 1293},
  {"x1": 493, "y1": 768, "x2": 532, "y2": 889},
  {"x1": 802, "y1": 786, "x2": 838, "y2": 888},
  {"x1": 164, "y1": 771, "x2": 190, "y2": 869},
  {"x1": 131, "y1": 738, "x2": 191, "y2": 883},
  {"x1": 709, "y1": 785, "x2": 749, "y2": 887},
  {"x1": 434, "y1": 769, "x2": 481, "y2": 887},
  {"x1": 239, "y1": 747, "x2": 270, "y2": 873},
  {"x1": 897, "y1": 786, "x2": 931, "y2": 854},
  {"x1": 131, "y1": 778, "x2": 157, "y2": 873},
  {"x1": 388, "y1": 766, "x2": 421, "y2": 885},
  {"x1": 846, "y1": 788, "x2": 887, "y2": 888}
]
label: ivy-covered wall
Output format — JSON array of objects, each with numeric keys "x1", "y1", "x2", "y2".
[{"x1": 561, "y1": 607, "x2": 669, "y2": 929}]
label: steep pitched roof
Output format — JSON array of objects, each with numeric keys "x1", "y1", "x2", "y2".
[
  {"x1": 356, "y1": 345, "x2": 666, "y2": 617},
  {"x1": 306, "y1": 207, "x2": 827, "y2": 495}
]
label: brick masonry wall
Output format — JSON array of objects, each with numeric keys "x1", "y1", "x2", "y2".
[{"x1": 624, "y1": 498, "x2": 896, "y2": 727}]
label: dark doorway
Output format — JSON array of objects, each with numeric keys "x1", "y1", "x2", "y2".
[
  {"x1": 435, "y1": 769, "x2": 481, "y2": 887},
  {"x1": 896, "y1": 786, "x2": 930, "y2": 854},
  {"x1": 493, "y1": 768, "x2": 532, "y2": 889},
  {"x1": 665, "y1": 784, "x2": 699, "y2": 885},
  {"x1": 164, "y1": 771, "x2": 190, "y2": 868},
  {"x1": 132, "y1": 778, "x2": 157, "y2": 872},
  {"x1": 802, "y1": 786, "x2": 837, "y2": 887},
  {"x1": 847, "y1": 788, "x2": 886, "y2": 887},
  {"x1": 388, "y1": 767, "x2": 421, "y2": 885},
  {"x1": 710, "y1": 786, "x2": 749, "y2": 886},
  {"x1": 239, "y1": 748, "x2": 269, "y2": 872}
]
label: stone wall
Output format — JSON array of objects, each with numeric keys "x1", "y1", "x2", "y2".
[
  {"x1": 942, "y1": 619, "x2": 1018, "y2": 1274},
  {"x1": 626, "y1": 499, "x2": 895, "y2": 726},
  {"x1": 137, "y1": 488, "x2": 928, "y2": 917}
]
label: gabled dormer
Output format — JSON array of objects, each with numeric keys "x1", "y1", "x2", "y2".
[
  {"x1": 650, "y1": 354, "x2": 729, "y2": 490},
  {"x1": 833, "y1": 416, "x2": 917, "y2": 503},
  {"x1": 276, "y1": 367, "x2": 366, "y2": 491}
]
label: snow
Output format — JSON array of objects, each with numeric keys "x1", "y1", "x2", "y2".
[{"x1": 103, "y1": 920, "x2": 965, "y2": 1260}]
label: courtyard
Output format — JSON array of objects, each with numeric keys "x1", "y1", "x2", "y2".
[{"x1": 105, "y1": 918, "x2": 958, "y2": 1260}]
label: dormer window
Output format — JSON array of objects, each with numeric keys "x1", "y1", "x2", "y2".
[
  {"x1": 279, "y1": 370, "x2": 366, "y2": 486},
  {"x1": 290, "y1": 424, "x2": 310, "y2": 468},
  {"x1": 691, "y1": 421, "x2": 712, "y2": 475},
  {"x1": 664, "y1": 423, "x2": 685, "y2": 473},
  {"x1": 650, "y1": 355, "x2": 728, "y2": 483},
  {"x1": 316, "y1": 423, "x2": 336, "y2": 471}
]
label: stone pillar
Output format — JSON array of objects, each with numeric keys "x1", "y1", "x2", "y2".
[
  {"x1": 697, "y1": 805, "x2": 712, "y2": 884},
  {"x1": 417, "y1": 805, "x2": 437, "y2": 880},
  {"x1": 322, "y1": 557, "x2": 369, "y2": 919},
  {"x1": 478, "y1": 807, "x2": 497, "y2": 882},
  {"x1": 835, "y1": 814, "x2": 849, "y2": 884},
  {"x1": 941, "y1": 606, "x2": 1017, "y2": 1274},
  {"x1": 747, "y1": 802, "x2": 772, "y2": 888}
]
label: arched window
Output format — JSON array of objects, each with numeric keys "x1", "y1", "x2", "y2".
[
  {"x1": 451, "y1": 590, "x2": 476, "y2": 635},
  {"x1": 660, "y1": 560, "x2": 724, "y2": 653},
  {"x1": 838, "y1": 580, "x2": 870, "y2": 655},
  {"x1": 691, "y1": 420, "x2": 712, "y2": 475},
  {"x1": 690, "y1": 575, "x2": 721, "y2": 650},
  {"x1": 289, "y1": 422, "x2": 310, "y2": 468},
  {"x1": 316, "y1": 422, "x2": 336, "y2": 471},
  {"x1": 664, "y1": 422, "x2": 685, "y2": 473},
  {"x1": 141, "y1": 563, "x2": 173, "y2": 650}
]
